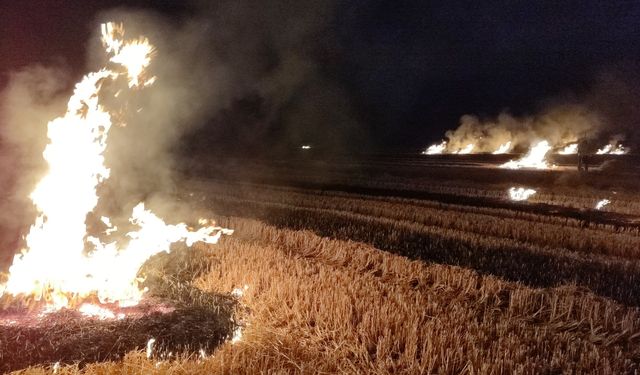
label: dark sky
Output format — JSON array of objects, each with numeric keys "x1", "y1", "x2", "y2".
[{"x1": 1, "y1": 0, "x2": 639, "y2": 152}]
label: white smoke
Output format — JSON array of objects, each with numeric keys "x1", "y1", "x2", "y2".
[{"x1": 440, "y1": 104, "x2": 602, "y2": 154}]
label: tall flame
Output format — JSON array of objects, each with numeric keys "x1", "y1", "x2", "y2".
[{"x1": 0, "y1": 23, "x2": 232, "y2": 311}]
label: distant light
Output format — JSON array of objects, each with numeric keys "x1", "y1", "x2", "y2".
[{"x1": 301, "y1": 145, "x2": 312, "y2": 150}]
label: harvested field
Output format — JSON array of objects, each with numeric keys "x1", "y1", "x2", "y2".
[
  {"x1": 1, "y1": 246, "x2": 237, "y2": 373},
  {"x1": 4, "y1": 1, "x2": 640, "y2": 372},
  {"x1": 6, "y1": 157, "x2": 640, "y2": 373},
  {"x1": 14, "y1": 218, "x2": 640, "y2": 374},
  {"x1": 1, "y1": 303, "x2": 232, "y2": 373}
]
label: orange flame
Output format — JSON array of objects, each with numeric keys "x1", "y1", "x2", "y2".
[{"x1": 0, "y1": 23, "x2": 232, "y2": 312}]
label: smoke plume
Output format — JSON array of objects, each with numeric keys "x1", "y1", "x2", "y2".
[
  {"x1": 432, "y1": 63, "x2": 640, "y2": 155},
  {"x1": 439, "y1": 104, "x2": 601, "y2": 154},
  {"x1": 0, "y1": 0, "x2": 361, "y2": 264},
  {"x1": 0, "y1": 65, "x2": 70, "y2": 265}
]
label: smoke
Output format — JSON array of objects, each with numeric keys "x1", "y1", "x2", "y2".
[
  {"x1": 182, "y1": 0, "x2": 367, "y2": 155},
  {"x1": 442, "y1": 104, "x2": 603, "y2": 154},
  {"x1": 0, "y1": 0, "x2": 362, "y2": 260},
  {"x1": 89, "y1": 1, "x2": 361, "y2": 217},
  {"x1": 587, "y1": 62, "x2": 640, "y2": 147},
  {"x1": 435, "y1": 63, "x2": 640, "y2": 154},
  {"x1": 0, "y1": 65, "x2": 70, "y2": 265},
  {"x1": 84, "y1": 9, "x2": 239, "y2": 218}
]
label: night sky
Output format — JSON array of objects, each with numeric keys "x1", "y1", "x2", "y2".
[{"x1": 1, "y1": 0, "x2": 639, "y2": 153}]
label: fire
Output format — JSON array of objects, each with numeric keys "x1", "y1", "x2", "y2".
[
  {"x1": 558, "y1": 143, "x2": 578, "y2": 155},
  {"x1": 596, "y1": 144, "x2": 613, "y2": 154},
  {"x1": 146, "y1": 338, "x2": 157, "y2": 358},
  {"x1": 501, "y1": 140, "x2": 553, "y2": 170},
  {"x1": 508, "y1": 187, "x2": 536, "y2": 201},
  {"x1": 595, "y1": 199, "x2": 611, "y2": 210},
  {"x1": 597, "y1": 143, "x2": 628, "y2": 155},
  {"x1": 422, "y1": 141, "x2": 475, "y2": 155},
  {"x1": 0, "y1": 23, "x2": 232, "y2": 311},
  {"x1": 101, "y1": 23, "x2": 155, "y2": 88},
  {"x1": 454, "y1": 144, "x2": 474, "y2": 154},
  {"x1": 423, "y1": 141, "x2": 447, "y2": 155},
  {"x1": 78, "y1": 303, "x2": 124, "y2": 320},
  {"x1": 231, "y1": 326, "x2": 244, "y2": 344},
  {"x1": 492, "y1": 141, "x2": 512, "y2": 154}
]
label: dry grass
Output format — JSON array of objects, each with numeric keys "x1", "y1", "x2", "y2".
[
  {"x1": 1, "y1": 247, "x2": 237, "y2": 373},
  {"x1": 17, "y1": 218, "x2": 640, "y2": 374},
  {"x1": 186, "y1": 157, "x2": 640, "y2": 215},
  {"x1": 8, "y1": 161, "x2": 640, "y2": 374},
  {"x1": 198, "y1": 192, "x2": 640, "y2": 307},
  {"x1": 196, "y1": 181, "x2": 640, "y2": 258},
  {"x1": 1, "y1": 303, "x2": 233, "y2": 373}
]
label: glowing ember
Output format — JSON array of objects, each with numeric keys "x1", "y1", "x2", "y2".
[
  {"x1": 611, "y1": 145, "x2": 628, "y2": 155},
  {"x1": 597, "y1": 143, "x2": 628, "y2": 155},
  {"x1": 231, "y1": 284, "x2": 249, "y2": 298},
  {"x1": 146, "y1": 338, "x2": 157, "y2": 358},
  {"x1": 454, "y1": 144, "x2": 474, "y2": 154},
  {"x1": 423, "y1": 141, "x2": 447, "y2": 155},
  {"x1": 508, "y1": 187, "x2": 537, "y2": 201},
  {"x1": 595, "y1": 199, "x2": 611, "y2": 210},
  {"x1": 78, "y1": 303, "x2": 121, "y2": 320},
  {"x1": 0, "y1": 23, "x2": 232, "y2": 311},
  {"x1": 596, "y1": 145, "x2": 613, "y2": 154},
  {"x1": 558, "y1": 143, "x2": 578, "y2": 155},
  {"x1": 231, "y1": 326, "x2": 244, "y2": 344},
  {"x1": 501, "y1": 140, "x2": 553, "y2": 170},
  {"x1": 492, "y1": 141, "x2": 512, "y2": 154}
]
